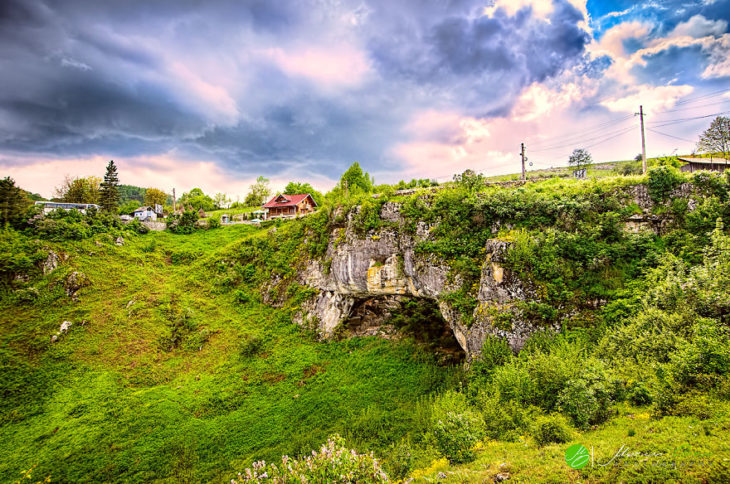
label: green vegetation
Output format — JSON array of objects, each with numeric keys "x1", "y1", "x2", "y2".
[
  {"x1": 99, "y1": 160, "x2": 121, "y2": 213},
  {"x1": 0, "y1": 222, "x2": 453, "y2": 482},
  {"x1": 0, "y1": 177, "x2": 32, "y2": 227},
  {"x1": 3, "y1": 167, "x2": 730, "y2": 482}
]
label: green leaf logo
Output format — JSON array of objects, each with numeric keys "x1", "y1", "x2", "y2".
[{"x1": 565, "y1": 444, "x2": 590, "y2": 469}]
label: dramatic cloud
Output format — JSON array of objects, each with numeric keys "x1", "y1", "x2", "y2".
[{"x1": 0, "y1": 0, "x2": 729, "y2": 196}]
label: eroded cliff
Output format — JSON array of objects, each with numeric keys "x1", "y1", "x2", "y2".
[{"x1": 291, "y1": 202, "x2": 545, "y2": 360}]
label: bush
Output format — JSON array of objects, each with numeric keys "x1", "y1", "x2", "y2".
[
  {"x1": 626, "y1": 381, "x2": 653, "y2": 406},
  {"x1": 480, "y1": 393, "x2": 536, "y2": 442},
  {"x1": 433, "y1": 410, "x2": 485, "y2": 463},
  {"x1": 647, "y1": 166, "x2": 684, "y2": 203},
  {"x1": 166, "y1": 210, "x2": 199, "y2": 234},
  {"x1": 235, "y1": 434, "x2": 388, "y2": 483},
  {"x1": 383, "y1": 439, "x2": 415, "y2": 480},
  {"x1": 0, "y1": 230, "x2": 46, "y2": 287},
  {"x1": 531, "y1": 414, "x2": 571, "y2": 446},
  {"x1": 557, "y1": 375, "x2": 612, "y2": 429},
  {"x1": 468, "y1": 336, "x2": 513, "y2": 388},
  {"x1": 208, "y1": 218, "x2": 221, "y2": 229},
  {"x1": 430, "y1": 391, "x2": 485, "y2": 463},
  {"x1": 669, "y1": 391, "x2": 717, "y2": 420},
  {"x1": 239, "y1": 335, "x2": 264, "y2": 358}
]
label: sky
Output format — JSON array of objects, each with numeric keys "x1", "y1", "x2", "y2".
[{"x1": 1, "y1": 0, "x2": 729, "y2": 198}]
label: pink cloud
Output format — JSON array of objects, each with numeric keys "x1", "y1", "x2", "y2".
[{"x1": 261, "y1": 46, "x2": 372, "y2": 88}]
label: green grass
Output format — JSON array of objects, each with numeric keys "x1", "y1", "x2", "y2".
[
  {"x1": 411, "y1": 403, "x2": 730, "y2": 483},
  {"x1": 206, "y1": 206, "x2": 258, "y2": 219},
  {"x1": 0, "y1": 226, "x2": 455, "y2": 482}
]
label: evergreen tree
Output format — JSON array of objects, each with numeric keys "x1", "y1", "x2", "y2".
[
  {"x1": 0, "y1": 177, "x2": 31, "y2": 228},
  {"x1": 99, "y1": 160, "x2": 120, "y2": 212}
]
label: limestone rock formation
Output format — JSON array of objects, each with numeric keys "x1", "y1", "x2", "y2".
[{"x1": 292, "y1": 203, "x2": 548, "y2": 360}]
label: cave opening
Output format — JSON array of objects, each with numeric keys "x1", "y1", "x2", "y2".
[{"x1": 343, "y1": 296, "x2": 465, "y2": 364}]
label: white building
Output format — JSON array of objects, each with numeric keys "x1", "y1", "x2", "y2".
[
  {"x1": 34, "y1": 201, "x2": 100, "y2": 214},
  {"x1": 133, "y1": 206, "x2": 157, "y2": 221}
]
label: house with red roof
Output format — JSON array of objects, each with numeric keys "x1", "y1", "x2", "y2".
[{"x1": 263, "y1": 193, "x2": 317, "y2": 218}]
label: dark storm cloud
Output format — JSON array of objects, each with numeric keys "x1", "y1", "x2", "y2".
[
  {"x1": 0, "y1": 0, "x2": 594, "y2": 179},
  {"x1": 371, "y1": 0, "x2": 588, "y2": 82}
]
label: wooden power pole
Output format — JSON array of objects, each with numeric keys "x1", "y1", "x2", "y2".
[
  {"x1": 637, "y1": 105, "x2": 647, "y2": 174},
  {"x1": 520, "y1": 143, "x2": 526, "y2": 181},
  {"x1": 172, "y1": 188, "x2": 176, "y2": 212}
]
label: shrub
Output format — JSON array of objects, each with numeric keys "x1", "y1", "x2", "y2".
[
  {"x1": 480, "y1": 394, "x2": 535, "y2": 442},
  {"x1": 239, "y1": 335, "x2": 264, "y2": 358},
  {"x1": 235, "y1": 435, "x2": 388, "y2": 483},
  {"x1": 433, "y1": 410, "x2": 485, "y2": 463},
  {"x1": 208, "y1": 217, "x2": 221, "y2": 229},
  {"x1": 558, "y1": 379, "x2": 598, "y2": 429},
  {"x1": 647, "y1": 166, "x2": 684, "y2": 203},
  {"x1": 626, "y1": 381, "x2": 653, "y2": 406},
  {"x1": 531, "y1": 414, "x2": 571, "y2": 446},
  {"x1": 670, "y1": 391, "x2": 717, "y2": 420},
  {"x1": 0, "y1": 230, "x2": 46, "y2": 287},
  {"x1": 557, "y1": 372, "x2": 612, "y2": 429},
  {"x1": 166, "y1": 210, "x2": 199, "y2": 234},
  {"x1": 469, "y1": 336, "x2": 513, "y2": 386},
  {"x1": 383, "y1": 439, "x2": 415, "y2": 480}
]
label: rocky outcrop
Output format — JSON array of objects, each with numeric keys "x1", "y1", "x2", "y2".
[
  {"x1": 43, "y1": 251, "x2": 60, "y2": 275},
  {"x1": 293, "y1": 203, "x2": 547, "y2": 360},
  {"x1": 65, "y1": 271, "x2": 91, "y2": 300},
  {"x1": 285, "y1": 181, "x2": 705, "y2": 359}
]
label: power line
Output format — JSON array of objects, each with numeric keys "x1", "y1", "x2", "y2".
[
  {"x1": 651, "y1": 99, "x2": 730, "y2": 116},
  {"x1": 528, "y1": 114, "x2": 634, "y2": 149},
  {"x1": 646, "y1": 127, "x2": 696, "y2": 144},
  {"x1": 648, "y1": 110, "x2": 730, "y2": 128},
  {"x1": 672, "y1": 88, "x2": 730, "y2": 107},
  {"x1": 530, "y1": 123, "x2": 635, "y2": 153},
  {"x1": 530, "y1": 126, "x2": 636, "y2": 167}
]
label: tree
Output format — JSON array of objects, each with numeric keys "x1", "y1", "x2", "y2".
[
  {"x1": 99, "y1": 160, "x2": 120, "y2": 212},
  {"x1": 118, "y1": 184, "x2": 146, "y2": 203},
  {"x1": 0, "y1": 177, "x2": 31, "y2": 228},
  {"x1": 213, "y1": 192, "x2": 231, "y2": 209},
  {"x1": 55, "y1": 176, "x2": 101, "y2": 203},
  {"x1": 119, "y1": 199, "x2": 141, "y2": 215},
  {"x1": 178, "y1": 188, "x2": 216, "y2": 211},
  {"x1": 453, "y1": 169, "x2": 485, "y2": 194},
  {"x1": 144, "y1": 188, "x2": 168, "y2": 207},
  {"x1": 697, "y1": 116, "x2": 730, "y2": 160},
  {"x1": 568, "y1": 148, "x2": 592, "y2": 177},
  {"x1": 340, "y1": 162, "x2": 373, "y2": 196},
  {"x1": 283, "y1": 182, "x2": 323, "y2": 205},
  {"x1": 244, "y1": 176, "x2": 271, "y2": 207}
]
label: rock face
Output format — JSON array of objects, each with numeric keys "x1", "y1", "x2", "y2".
[
  {"x1": 293, "y1": 203, "x2": 547, "y2": 360},
  {"x1": 283, "y1": 181, "x2": 702, "y2": 359}
]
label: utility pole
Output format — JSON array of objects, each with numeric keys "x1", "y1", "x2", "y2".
[
  {"x1": 520, "y1": 143, "x2": 526, "y2": 181},
  {"x1": 636, "y1": 105, "x2": 647, "y2": 174},
  {"x1": 172, "y1": 188, "x2": 176, "y2": 213}
]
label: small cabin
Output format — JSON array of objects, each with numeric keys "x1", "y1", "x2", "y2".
[
  {"x1": 133, "y1": 206, "x2": 157, "y2": 221},
  {"x1": 263, "y1": 194, "x2": 317, "y2": 218},
  {"x1": 678, "y1": 157, "x2": 730, "y2": 173}
]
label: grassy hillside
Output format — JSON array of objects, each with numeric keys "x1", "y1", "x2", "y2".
[{"x1": 0, "y1": 225, "x2": 455, "y2": 482}]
